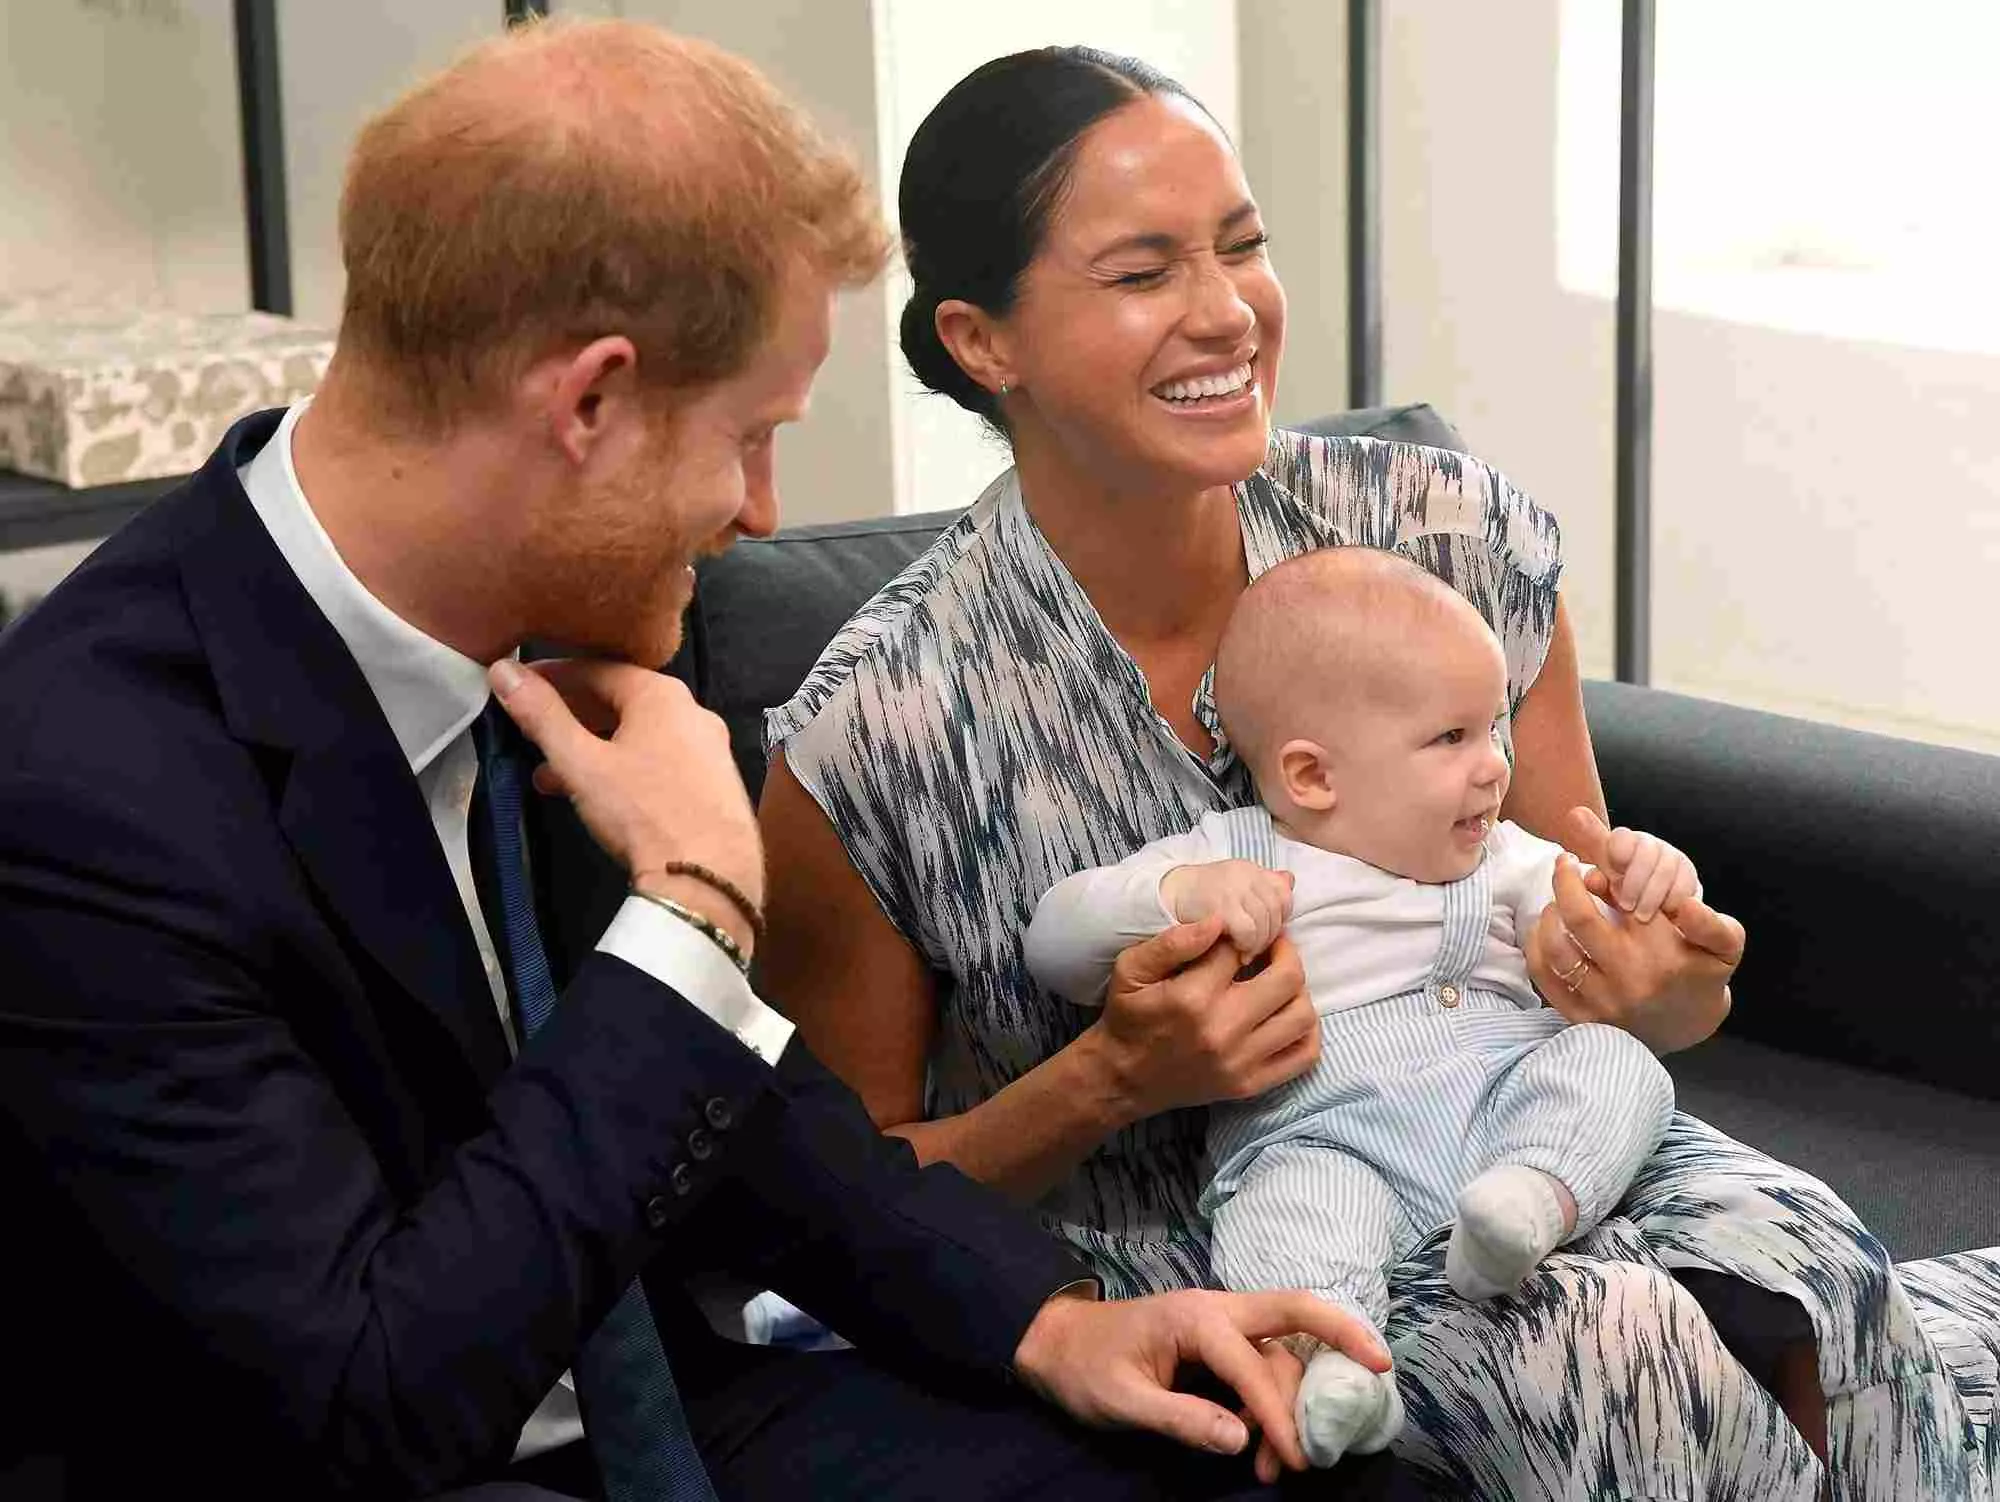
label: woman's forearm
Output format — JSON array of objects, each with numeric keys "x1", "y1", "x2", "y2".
[
  {"x1": 1505, "y1": 597, "x2": 1609, "y2": 840},
  {"x1": 885, "y1": 1025, "x2": 1139, "y2": 1203}
]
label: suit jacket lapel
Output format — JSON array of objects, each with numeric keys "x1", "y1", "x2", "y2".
[
  {"x1": 275, "y1": 739, "x2": 512, "y2": 1085},
  {"x1": 175, "y1": 411, "x2": 512, "y2": 1086}
]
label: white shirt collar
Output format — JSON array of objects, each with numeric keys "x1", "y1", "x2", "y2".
[{"x1": 238, "y1": 401, "x2": 491, "y2": 775}]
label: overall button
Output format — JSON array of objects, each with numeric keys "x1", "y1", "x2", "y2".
[
  {"x1": 1437, "y1": 983, "x2": 1461, "y2": 1009},
  {"x1": 686, "y1": 1127, "x2": 715, "y2": 1162},
  {"x1": 704, "y1": 1097, "x2": 734, "y2": 1131},
  {"x1": 644, "y1": 1194, "x2": 671, "y2": 1230},
  {"x1": 669, "y1": 1161, "x2": 695, "y2": 1197}
]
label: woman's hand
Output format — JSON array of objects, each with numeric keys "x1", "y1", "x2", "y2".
[
  {"x1": 1525, "y1": 808, "x2": 1745, "y2": 1054},
  {"x1": 1085, "y1": 919, "x2": 1320, "y2": 1122}
]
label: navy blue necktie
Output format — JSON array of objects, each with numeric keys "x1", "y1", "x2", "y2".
[{"x1": 472, "y1": 702, "x2": 718, "y2": 1502}]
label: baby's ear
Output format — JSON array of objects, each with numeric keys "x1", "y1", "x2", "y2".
[{"x1": 1277, "y1": 738, "x2": 1337, "y2": 812}]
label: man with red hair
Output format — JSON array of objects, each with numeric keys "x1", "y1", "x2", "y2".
[{"x1": 0, "y1": 19, "x2": 1405, "y2": 1502}]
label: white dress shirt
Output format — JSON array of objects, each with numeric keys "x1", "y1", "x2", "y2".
[{"x1": 239, "y1": 399, "x2": 794, "y2": 1458}]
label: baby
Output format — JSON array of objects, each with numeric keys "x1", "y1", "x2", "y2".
[{"x1": 1025, "y1": 546, "x2": 1695, "y2": 1468}]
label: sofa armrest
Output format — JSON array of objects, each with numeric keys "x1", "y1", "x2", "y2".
[
  {"x1": 1285, "y1": 401, "x2": 1466, "y2": 451},
  {"x1": 1583, "y1": 679, "x2": 2000, "y2": 1101}
]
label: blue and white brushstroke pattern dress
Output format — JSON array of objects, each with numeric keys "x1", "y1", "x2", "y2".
[{"x1": 769, "y1": 429, "x2": 2000, "y2": 1499}]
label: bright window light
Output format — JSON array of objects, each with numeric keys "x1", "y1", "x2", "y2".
[{"x1": 1558, "y1": 0, "x2": 2000, "y2": 356}]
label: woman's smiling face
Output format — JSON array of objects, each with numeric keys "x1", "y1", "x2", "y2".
[{"x1": 996, "y1": 92, "x2": 1286, "y2": 497}]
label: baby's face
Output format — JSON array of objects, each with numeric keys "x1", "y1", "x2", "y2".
[{"x1": 1303, "y1": 614, "x2": 1512, "y2": 884}]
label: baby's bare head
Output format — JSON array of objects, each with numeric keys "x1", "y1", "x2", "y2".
[{"x1": 1214, "y1": 547, "x2": 1497, "y2": 791}]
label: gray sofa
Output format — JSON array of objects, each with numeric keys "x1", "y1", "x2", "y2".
[{"x1": 543, "y1": 401, "x2": 2000, "y2": 1265}]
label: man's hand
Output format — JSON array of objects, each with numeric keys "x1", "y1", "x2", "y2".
[
  {"x1": 489, "y1": 658, "x2": 764, "y2": 948},
  {"x1": 1245, "y1": 1334, "x2": 1307, "y2": 1483},
  {"x1": 1090, "y1": 923, "x2": 1320, "y2": 1120},
  {"x1": 1160, "y1": 860, "x2": 1294, "y2": 960},
  {"x1": 1011, "y1": 1289, "x2": 1390, "y2": 1474}
]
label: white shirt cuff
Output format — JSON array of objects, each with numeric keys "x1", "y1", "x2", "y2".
[{"x1": 596, "y1": 897, "x2": 794, "y2": 1066}]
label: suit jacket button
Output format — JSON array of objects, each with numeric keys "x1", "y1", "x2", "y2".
[
  {"x1": 687, "y1": 1127, "x2": 715, "y2": 1162},
  {"x1": 704, "y1": 1097, "x2": 734, "y2": 1131},
  {"x1": 644, "y1": 1194, "x2": 671, "y2": 1230},
  {"x1": 669, "y1": 1161, "x2": 695, "y2": 1197}
]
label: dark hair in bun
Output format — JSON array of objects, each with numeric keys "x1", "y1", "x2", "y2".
[{"x1": 897, "y1": 47, "x2": 1197, "y2": 433}]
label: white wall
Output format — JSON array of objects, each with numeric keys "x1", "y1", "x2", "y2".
[
  {"x1": 0, "y1": 0, "x2": 247, "y2": 316},
  {"x1": 1236, "y1": 0, "x2": 1348, "y2": 423},
  {"x1": 0, "y1": 0, "x2": 498, "y2": 327},
  {"x1": 278, "y1": 3, "x2": 498, "y2": 329},
  {"x1": 593, "y1": 0, "x2": 898, "y2": 525},
  {"x1": 1373, "y1": 0, "x2": 1618, "y2": 667},
  {"x1": 1368, "y1": 0, "x2": 2000, "y2": 751}
]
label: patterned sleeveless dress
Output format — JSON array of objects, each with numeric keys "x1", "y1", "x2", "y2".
[{"x1": 770, "y1": 430, "x2": 2000, "y2": 1499}]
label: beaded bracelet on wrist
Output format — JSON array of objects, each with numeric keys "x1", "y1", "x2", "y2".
[
  {"x1": 645, "y1": 860, "x2": 767, "y2": 946},
  {"x1": 629, "y1": 887, "x2": 753, "y2": 975}
]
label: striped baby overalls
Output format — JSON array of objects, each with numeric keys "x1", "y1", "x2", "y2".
[{"x1": 1198, "y1": 806, "x2": 1673, "y2": 1332}]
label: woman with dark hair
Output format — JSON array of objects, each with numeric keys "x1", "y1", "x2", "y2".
[{"x1": 760, "y1": 46, "x2": 1999, "y2": 1499}]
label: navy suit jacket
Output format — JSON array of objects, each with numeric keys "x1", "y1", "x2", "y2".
[{"x1": 0, "y1": 412, "x2": 1087, "y2": 1499}]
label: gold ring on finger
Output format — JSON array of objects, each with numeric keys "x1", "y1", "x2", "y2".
[
  {"x1": 1554, "y1": 954, "x2": 1592, "y2": 993},
  {"x1": 1561, "y1": 927, "x2": 1596, "y2": 967}
]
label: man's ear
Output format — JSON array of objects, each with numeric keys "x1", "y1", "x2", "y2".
[
  {"x1": 934, "y1": 299, "x2": 1016, "y2": 398},
  {"x1": 542, "y1": 335, "x2": 641, "y2": 467},
  {"x1": 1278, "y1": 738, "x2": 1337, "y2": 813}
]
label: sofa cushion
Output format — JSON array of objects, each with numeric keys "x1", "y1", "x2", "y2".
[
  {"x1": 1583, "y1": 679, "x2": 2000, "y2": 1104},
  {"x1": 1668, "y1": 1034, "x2": 2000, "y2": 1261}
]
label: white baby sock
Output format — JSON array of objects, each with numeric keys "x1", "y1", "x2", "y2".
[
  {"x1": 1446, "y1": 1164, "x2": 1573, "y2": 1301},
  {"x1": 1295, "y1": 1346, "x2": 1404, "y2": 1468}
]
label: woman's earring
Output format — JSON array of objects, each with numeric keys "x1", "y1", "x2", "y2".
[{"x1": 997, "y1": 382, "x2": 1012, "y2": 398}]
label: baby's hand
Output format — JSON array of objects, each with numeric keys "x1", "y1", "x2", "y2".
[
  {"x1": 1160, "y1": 860, "x2": 1294, "y2": 959},
  {"x1": 1589, "y1": 825, "x2": 1700, "y2": 921}
]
